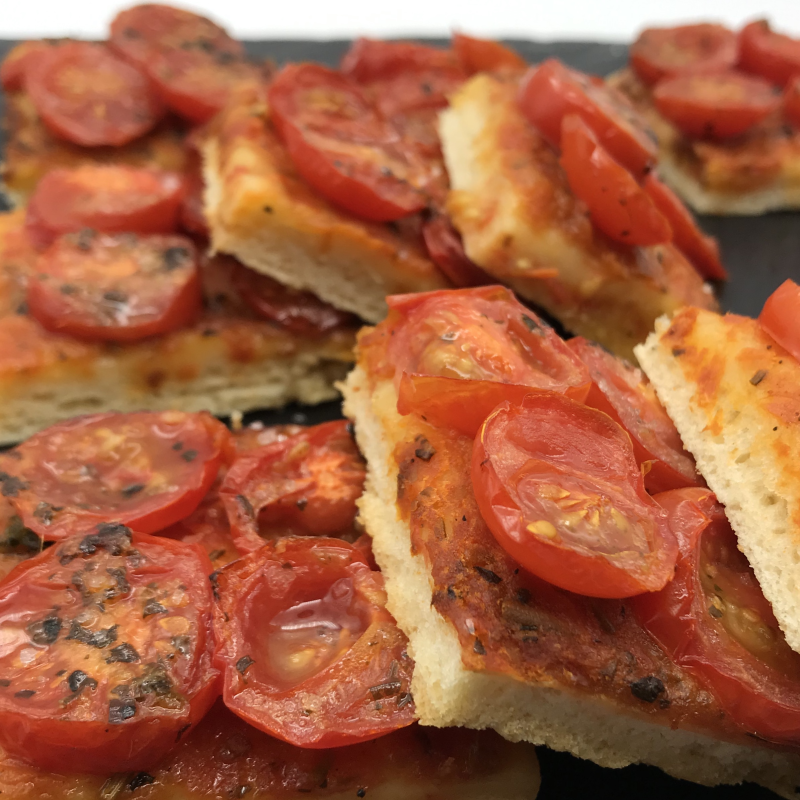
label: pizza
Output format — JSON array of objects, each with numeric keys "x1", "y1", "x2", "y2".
[
  {"x1": 342, "y1": 284, "x2": 800, "y2": 796},
  {"x1": 0, "y1": 410, "x2": 541, "y2": 797},
  {"x1": 608, "y1": 21, "x2": 800, "y2": 214}
]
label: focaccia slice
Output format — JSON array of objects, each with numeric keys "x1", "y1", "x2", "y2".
[
  {"x1": 439, "y1": 72, "x2": 717, "y2": 361},
  {"x1": 203, "y1": 85, "x2": 448, "y2": 324},
  {"x1": 636, "y1": 307, "x2": 800, "y2": 655}
]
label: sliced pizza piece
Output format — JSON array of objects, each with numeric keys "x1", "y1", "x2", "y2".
[
  {"x1": 439, "y1": 72, "x2": 717, "y2": 360},
  {"x1": 342, "y1": 287, "x2": 800, "y2": 797}
]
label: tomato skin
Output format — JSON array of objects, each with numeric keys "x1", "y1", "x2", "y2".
[
  {"x1": 231, "y1": 260, "x2": 358, "y2": 338},
  {"x1": 25, "y1": 42, "x2": 163, "y2": 147},
  {"x1": 212, "y1": 537, "x2": 415, "y2": 748},
  {"x1": 0, "y1": 526, "x2": 219, "y2": 774},
  {"x1": 642, "y1": 174, "x2": 727, "y2": 280},
  {"x1": 452, "y1": 33, "x2": 526, "y2": 75},
  {"x1": 25, "y1": 166, "x2": 185, "y2": 250},
  {"x1": 0, "y1": 41, "x2": 54, "y2": 92},
  {"x1": 633, "y1": 488, "x2": 800, "y2": 743},
  {"x1": 421, "y1": 215, "x2": 492, "y2": 287},
  {"x1": 341, "y1": 38, "x2": 460, "y2": 82},
  {"x1": 559, "y1": 114, "x2": 671, "y2": 246},
  {"x1": 268, "y1": 63, "x2": 427, "y2": 223},
  {"x1": 784, "y1": 76, "x2": 800, "y2": 129},
  {"x1": 630, "y1": 24, "x2": 738, "y2": 86},
  {"x1": 739, "y1": 20, "x2": 800, "y2": 88},
  {"x1": 4, "y1": 411, "x2": 233, "y2": 541},
  {"x1": 567, "y1": 337, "x2": 700, "y2": 493},
  {"x1": 653, "y1": 71, "x2": 782, "y2": 140},
  {"x1": 473, "y1": 392, "x2": 677, "y2": 598},
  {"x1": 759, "y1": 279, "x2": 800, "y2": 364},
  {"x1": 27, "y1": 231, "x2": 203, "y2": 343},
  {"x1": 219, "y1": 421, "x2": 365, "y2": 553},
  {"x1": 518, "y1": 58, "x2": 657, "y2": 178}
]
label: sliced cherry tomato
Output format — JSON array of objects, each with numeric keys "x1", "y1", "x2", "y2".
[
  {"x1": 0, "y1": 40, "x2": 54, "y2": 92},
  {"x1": 518, "y1": 58, "x2": 657, "y2": 178},
  {"x1": 473, "y1": 392, "x2": 677, "y2": 598},
  {"x1": 212, "y1": 537, "x2": 414, "y2": 748},
  {"x1": 784, "y1": 76, "x2": 800, "y2": 128},
  {"x1": 653, "y1": 71, "x2": 781, "y2": 140},
  {"x1": 25, "y1": 42, "x2": 163, "y2": 147},
  {"x1": 27, "y1": 231, "x2": 202, "y2": 343},
  {"x1": 25, "y1": 166, "x2": 185, "y2": 250},
  {"x1": 642, "y1": 173, "x2": 727, "y2": 280},
  {"x1": 633, "y1": 488, "x2": 800, "y2": 743},
  {"x1": 340, "y1": 38, "x2": 461, "y2": 82},
  {"x1": 739, "y1": 20, "x2": 800, "y2": 88},
  {"x1": 3, "y1": 410, "x2": 233, "y2": 541},
  {"x1": 559, "y1": 114, "x2": 671, "y2": 246},
  {"x1": 421, "y1": 215, "x2": 492, "y2": 287},
  {"x1": 233, "y1": 422, "x2": 306, "y2": 454},
  {"x1": 219, "y1": 421, "x2": 365, "y2": 553},
  {"x1": 231, "y1": 261, "x2": 358, "y2": 338},
  {"x1": 568, "y1": 337, "x2": 700, "y2": 493},
  {"x1": 386, "y1": 286, "x2": 590, "y2": 435},
  {"x1": 630, "y1": 24, "x2": 738, "y2": 86},
  {"x1": 759, "y1": 279, "x2": 800, "y2": 364},
  {"x1": 268, "y1": 63, "x2": 427, "y2": 222},
  {"x1": 0, "y1": 525, "x2": 219, "y2": 773},
  {"x1": 452, "y1": 33, "x2": 526, "y2": 75}
]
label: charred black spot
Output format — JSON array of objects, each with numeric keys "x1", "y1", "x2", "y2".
[
  {"x1": 296, "y1": 498, "x2": 308, "y2": 511},
  {"x1": 630, "y1": 675, "x2": 665, "y2": 703},
  {"x1": 121, "y1": 483, "x2": 145, "y2": 498},
  {"x1": 414, "y1": 438, "x2": 435, "y2": 461},
  {"x1": 521, "y1": 314, "x2": 542, "y2": 334},
  {"x1": 209, "y1": 571, "x2": 221, "y2": 601},
  {"x1": 236, "y1": 655, "x2": 255, "y2": 675},
  {"x1": 105, "y1": 567, "x2": 130, "y2": 600},
  {"x1": 357, "y1": 788, "x2": 367, "y2": 798},
  {"x1": 67, "y1": 670, "x2": 97, "y2": 694},
  {"x1": 106, "y1": 643, "x2": 140, "y2": 664},
  {"x1": 131, "y1": 663, "x2": 173, "y2": 698},
  {"x1": 66, "y1": 621, "x2": 119, "y2": 648},
  {"x1": 172, "y1": 441, "x2": 184, "y2": 451},
  {"x1": 162, "y1": 247, "x2": 190, "y2": 271},
  {"x1": 109, "y1": 698, "x2": 137, "y2": 724},
  {"x1": 671, "y1": 348, "x2": 686, "y2": 357},
  {"x1": 127, "y1": 772, "x2": 155, "y2": 792},
  {"x1": 235, "y1": 495, "x2": 254, "y2": 518},
  {"x1": 143, "y1": 599, "x2": 168, "y2": 617},
  {"x1": 516, "y1": 588, "x2": 531, "y2": 605},
  {"x1": 78, "y1": 523, "x2": 133, "y2": 557},
  {"x1": 181, "y1": 449, "x2": 198, "y2": 462},
  {"x1": 103, "y1": 290, "x2": 128, "y2": 304},
  {"x1": 0, "y1": 679, "x2": 10, "y2": 687},
  {"x1": 27, "y1": 615, "x2": 62, "y2": 645},
  {"x1": 33, "y1": 502, "x2": 56, "y2": 525},
  {"x1": 14, "y1": 689, "x2": 35, "y2": 699},
  {"x1": 0, "y1": 472, "x2": 27, "y2": 498},
  {"x1": 474, "y1": 566, "x2": 502, "y2": 584},
  {"x1": 446, "y1": 585, "x2": 457, "y2": 600},
  {"x1": 346, "y1": 421, "x2": 355, "y2": 436},
  {"x1": 473, "y1": 637, "x2": 486, "y2": 656}
]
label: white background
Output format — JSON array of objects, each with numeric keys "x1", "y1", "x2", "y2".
[{"x1": 1, "y1": 0, "x2": 799, "y2": 41}]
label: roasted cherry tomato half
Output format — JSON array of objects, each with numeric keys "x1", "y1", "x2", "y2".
[
  {"x1": 421, "y1": 215, "x2": 492, "y2": 288},
  {"x1": 653, "y1": 71, "x2": 781, "y2": 140},
  {"x1": 231, "y1": 260, "x2": 358, "y2": 338},
  {"x1": 25, "y1": 42, "x2": 163, "y2": 147},
  {"x1": 784, "y1": 76, "x2": 800, "y2": 129},
  {"x1": 3, "y1": 410, "x2": 233, "y2": 541},
  {"x1": 739, "y1": 20, "x2": 800, "y2": 88},
  {"x1": 472, "y1": 392, "x2": 677, "y2": 598},
  {"x1": 633, "y1": 488, "x2": 800, "y2": 743},
  {"x1": 0, "y1": 525, "x2": 219, "y2": 774},
  {"x1": 0, "y1": 40, "x2": 55, "y2": 92},
  {"x1": 452, "y1": 33, "x2": 526, "y2": 75},
  {"x1": 568, "y1": 337, "x2": 700, "y2": 493},
  {"x1": 27, "y1": 231, "x2": 202, "y2": 343},
  {"x1": 219, "y1": 421, "x2": 365, "y2": 553},
  {"x1": 759, "y1": 279, "x2": 800, "y2": 364},
  {"x1": 630, "y1": 24, "x2": 738, "y2": 86},
  {"x1": 25, "y1": 166, "x2": 185, "y2": 250},
  {"x1": 518, "y1": 58, "x2": 657, "y2": 178},
  {"x1": 212, "y1": 537, "x2": 415, "y2": 748},
  {"x1": 340, "y1": 38, "x2": 461, "y2": 82},
  {"x1": 560, "y1": 114, "x2": 671, "y2": 246},
  {"x1": 385, "y1": 286, "x2": 590, "y2": 436},
  {"x1": 642, "y1": 173, "x2": 727, "y2": 280},
  {"x1": 268, "y1": 63, "x2": 427, "y2": 223}
]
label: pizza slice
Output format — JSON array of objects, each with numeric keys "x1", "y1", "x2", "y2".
[
  {"x1": 342, "y1": 285, "x2": 800, "y2": 796},
  {"x1": 608, "y1": 21, "x2": 800, "y2": 214}
]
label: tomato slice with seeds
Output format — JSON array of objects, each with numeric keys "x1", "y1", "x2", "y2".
[
  {"x1": 421, "y1": 215, "x2": 492, "y2": 288},
  {"x1": 759, "y1": 279, "x2": 800, "y2": 364},
  {"x1": 560, "y1": 114, "x2": 671, "y2": 246},
  {"x1": 633, "y1": 488, "x2": 800, "y2": 743},
  {"x1": 739, "y1": 20, "x2": 800, "y2": 89},
  {"x1": 642, "y1": 173, "x2": 727, "y2": 280},
  {"x1": 231, "y1": 260, "x2": 358, "y2": 338},
  {"x1": 518, "y1": 58, "x2": 657, "y2": 178},
  {"x1": 473, "y1": 392, "x2": 677, "y2": 598},
  {"x1": 25, "y1": 42, "x2": 163, "y2": 147},
  {"x1": 25, "y1": 166, "x2": 185, "y2": 250},
  {"x1": 568, "y1": 337, "x2": 700, "y2": 493},
  {"x1": 0, "y1": 40, "x2": 54, "y2": 92},
  {"x1": 385, "y1": 286, "x2": 590, "y2": 436},
  {"x1": 653, "y1": 71, "x2": 782, "y2": 140},
  {"x1": 3, "y1": 411, "x2": 233, "y2": 541},
  {"x1": 213, "y1": 537, "x2": 414, "y2": 748},
  {"x1": 219, "y1": 421, "x2": 365, "y2": 554},
  {"x1": 268, "y1": 63, "x2": 427, "y2": 222},
  {"x1": 27, "y1": 231, "x2": 202, "y2": 343},
  {"x1": 452, "y1": 33, "x2": 526, "y2": 75},
  {"x1": 783, "y1": 76, "x2": 800, "y2": 129},
  {"x1": 0, "y1": 525, "x2": 218, "y2": 774},
  {"x1": 630, "y1": 24, "x2": 738, "y2": 86}
]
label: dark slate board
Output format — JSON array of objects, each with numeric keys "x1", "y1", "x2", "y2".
[{"x1": 1, "y1": 37, "x2": 797, "y2": 800}]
